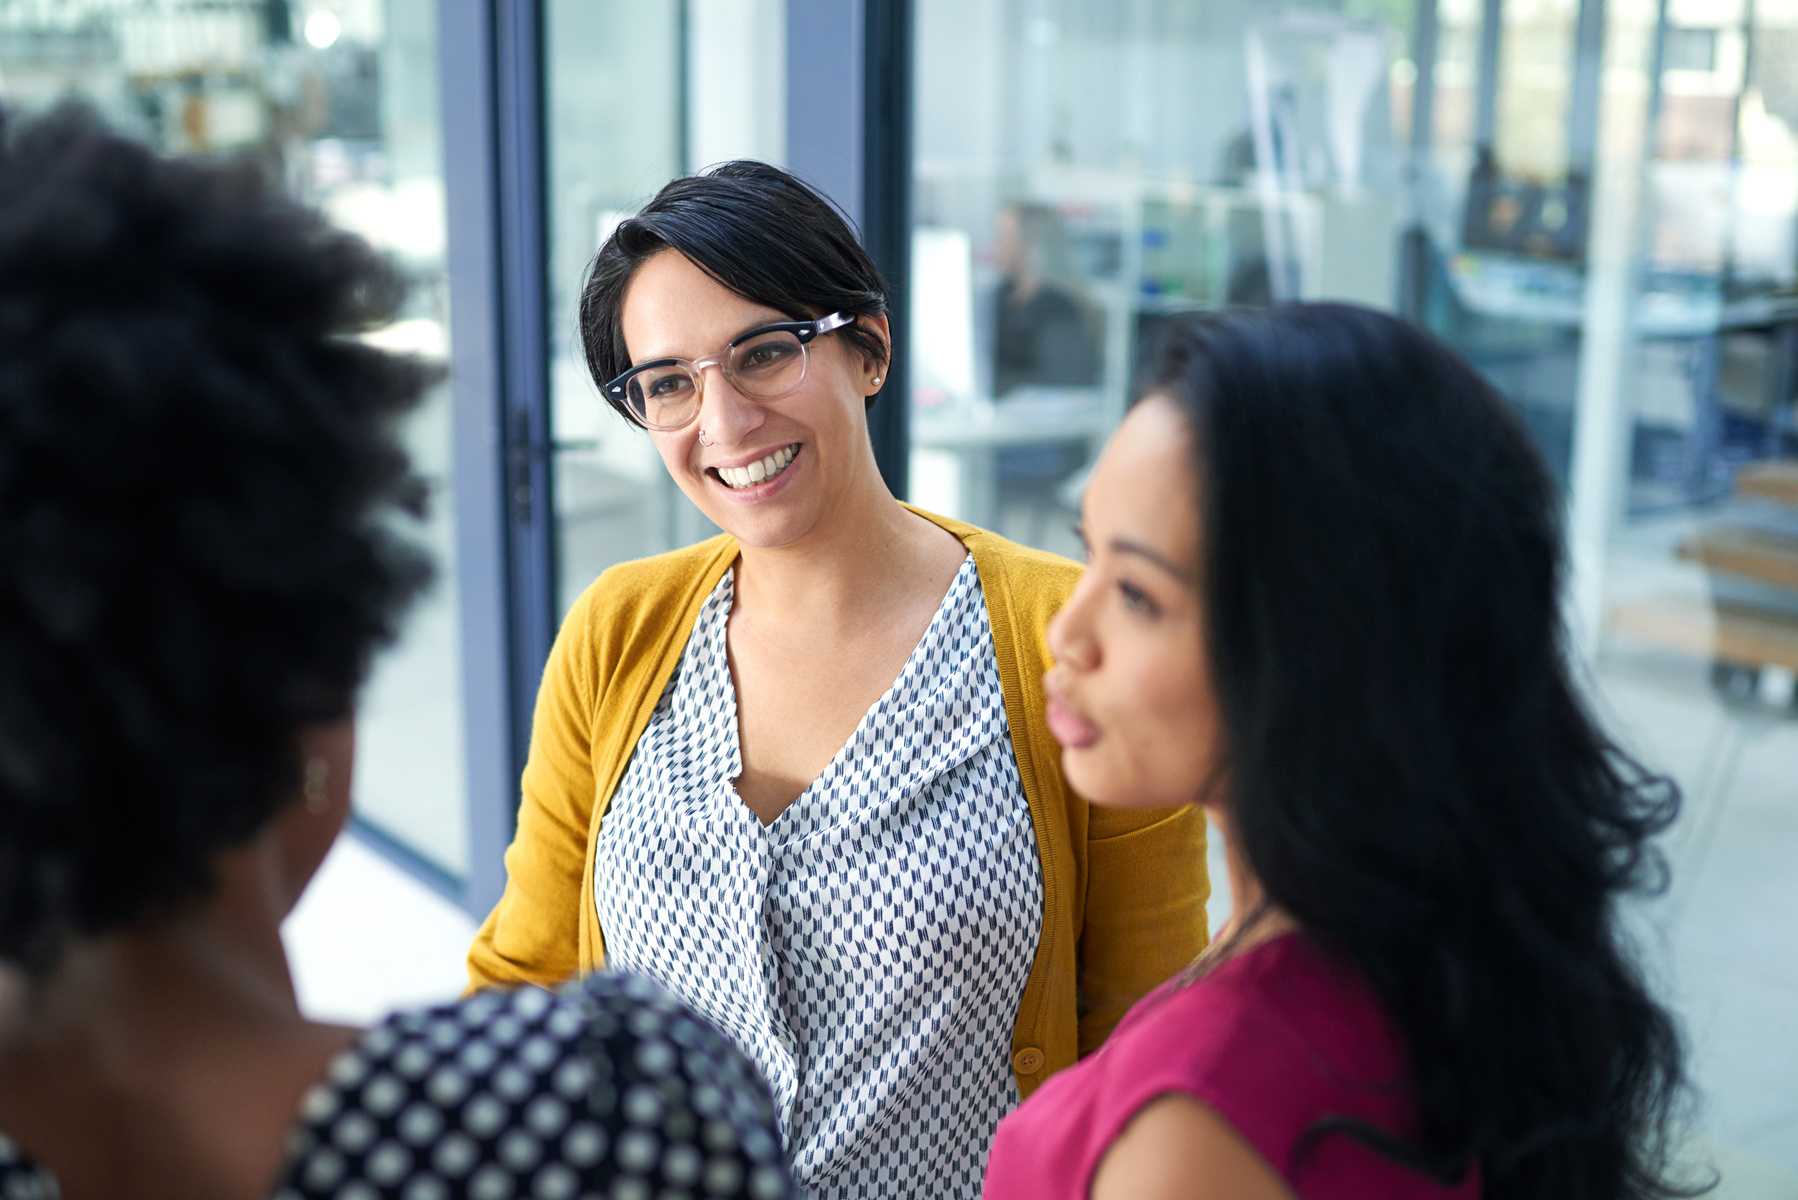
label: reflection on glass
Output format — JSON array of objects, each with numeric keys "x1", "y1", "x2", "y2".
[
  {"x1": 0, "y1": 0, "x2": 465, "y2": 876},
  {"x1": 914, "y1": 0, "x2": 1797, "y2": 1187},
  {"x1": 910, "y1": 0, "x2": 1406, "y2": 558}
]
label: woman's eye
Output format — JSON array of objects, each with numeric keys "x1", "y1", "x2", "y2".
[
  {"x1": 740, "y1": 342, "x2": 795, "y2": 370},
  {"x1": 1118, "y1": 580, "x2": 1160, "y2": 616}
]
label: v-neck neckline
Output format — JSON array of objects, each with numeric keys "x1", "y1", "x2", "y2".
[{"x1": 711, "y1": 554, "x2": 977, "y2": 833}]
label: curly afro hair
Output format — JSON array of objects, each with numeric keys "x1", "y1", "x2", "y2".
[{"x1": 0, "y1": 104, "x2": 435, "y2": 972}]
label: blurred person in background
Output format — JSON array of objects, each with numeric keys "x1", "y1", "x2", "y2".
[
  {"x1": 466, "y1": 162, "x2": 1209, "y2": 1200},
  {"x1": 991, "y1": 201, "x2": 1103, "y2": 398},
  {"x1": 0, "y1": 105, "x2": 791, "y2": 1200},
  {"x1": 982, "y1": 305, "x2": 1695, "y2": 1200},
  {"x1": 989, "y1": 201, "x2": 1105, "y2": 540}
]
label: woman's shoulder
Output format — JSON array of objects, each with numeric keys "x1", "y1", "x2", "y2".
[
  {"x1": 1114, "y1": 933, "x2": 1402, "y2": 1092},
  {"x1": 275, "y1": 972, "x2": 791, "y2": 1200},
  {"x1": 565, "y1": 534, "x2": 738, "y2": 630},
  {"x1": 992, "y1": 933, "x2": 1472, "y2": 1200},
  {"x1": 905, "y1": 506, "x2": 1082, "y2": 610},
  {"x1": 1104, "y1": 933, "x2": 1467, "y2": 1193}
]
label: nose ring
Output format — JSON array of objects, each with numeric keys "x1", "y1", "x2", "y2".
[{"x1": 697, "y1": 428, "x2": 712, "y2": 447}]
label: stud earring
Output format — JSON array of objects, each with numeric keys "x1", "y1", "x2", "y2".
[
  {"x1": 872, "y1": 377, "x2": 883, "y2": 387},
  {"x1": 303, "y1": 758, "x2": 331, "y2": 816}
]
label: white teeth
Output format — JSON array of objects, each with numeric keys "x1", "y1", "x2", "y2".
[{"x1": 717, "y1": 445, "x2": 797, "y2": 490}]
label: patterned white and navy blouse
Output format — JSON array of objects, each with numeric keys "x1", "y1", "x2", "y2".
[
  {"x1": 0, "y1": 973, "x2": 793, "y2": 1200},
  {"x1": 593, "y1": 555, "x2": 1044, "y2": 1200}
]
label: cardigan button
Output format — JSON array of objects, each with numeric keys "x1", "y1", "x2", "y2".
[{"x1": 1012, "y1": 1047, "x2": 1045, "y2": 1074}]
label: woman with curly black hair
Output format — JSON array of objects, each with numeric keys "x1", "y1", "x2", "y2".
[
  {"x1": 982, "y1": 305, "x2": 1697, "y2": 1200},
  {"x1": 0, "y1": 105, "x2": 792, "y2": 1200}
]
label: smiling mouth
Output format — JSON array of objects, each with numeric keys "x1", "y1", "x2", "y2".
[{"x1": 711, "y1": 444, "x2": 800, "y2": 490}]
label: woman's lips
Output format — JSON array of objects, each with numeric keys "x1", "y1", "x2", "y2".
[
  {"x1": 1045, "y1": 694, "x2": 1099, "y2": 749},
  {"x1": 707, "y1": 443, "x2": 803, "y2": 504}
]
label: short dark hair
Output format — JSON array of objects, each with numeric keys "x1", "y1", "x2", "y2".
[
  {"x1": 578, "y1": 161, "x2": 891, "y2": 423},
  {"x1": 1148, "y1": 304, "x2": 1693, "y2": 1200},
  {"x1": 0, "y1": 104, "x2": 434, "y2": 971}
]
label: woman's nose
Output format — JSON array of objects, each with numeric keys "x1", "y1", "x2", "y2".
[
  {"x1": 1046, "y1": 574, "x2": 1100, "y2": 670},
  {"x1": 694, "y1": 367, "x2": 764, "y2": 446}
]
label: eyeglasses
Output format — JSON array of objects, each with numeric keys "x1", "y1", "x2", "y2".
[{"x1": 603, "y1": 311, "x2": 856, "y2": 431}]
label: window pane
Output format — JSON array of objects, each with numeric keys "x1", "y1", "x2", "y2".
[
  {"x1": 1427, "y1": 0, "x2": 1798, "y2": 1180},
  {"x1": 0, "y1": 0, "x2": 467, "y2": 878}
]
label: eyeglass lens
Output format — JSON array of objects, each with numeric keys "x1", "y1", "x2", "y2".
[{"x1": 627, "y1": 330, "x2": 809, "y2": 429}]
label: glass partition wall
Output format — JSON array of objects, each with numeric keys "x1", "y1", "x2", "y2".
[
  {"x1": 545, "y1": 0, "x2": 787, "y2": 617},
  {"x1": 0, "y1": 0, "x2": 468, "y2": 882},
  {"x1": 1426, "y1": 0, "x2": 1798, "y2": 1181},
  {"x1": 909, "y1": 0, "x2": 1797, "y2": 1187},
  {"x1": 908, "y1": 0, "x2": 1410, "y2": 559}
]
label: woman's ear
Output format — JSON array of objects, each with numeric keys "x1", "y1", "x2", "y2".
[
  {"x1": 859, "y1": 314, "x2": 892, "y2": 390},
  {"x1": 272, "y1": 719, "x2": 357, "y2": 917}
]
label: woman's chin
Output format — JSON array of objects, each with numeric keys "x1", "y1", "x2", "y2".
[
  {"x1": 708, "y1": 504, "x2": 822, "y2": 552},
  {"x1": 1062, "y1": 750, "x2": 1194, "y2": 811},
  {"x1": 686, "y1": 471, "x2": 829, "y2": 550},
  {"x1": 1060, "y1": 748, "x2": 1126, "y2": 808}
]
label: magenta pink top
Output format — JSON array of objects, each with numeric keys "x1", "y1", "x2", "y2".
[{"x1": 982, "y1": 932, "x2": 1482, "y2": 1200}]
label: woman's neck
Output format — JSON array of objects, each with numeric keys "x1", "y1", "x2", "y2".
[
  {"x1": 1207, "y1": 803, "x2": 1298, "y2": 954},
  {"x1": 732, "y1": 477, "x2": 960, "y2": 636},
  {"x1": 0, "y1": 847, "x2": 355, "y2": 1198}
]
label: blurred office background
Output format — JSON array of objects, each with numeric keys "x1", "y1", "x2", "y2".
[{"x1": 2, "y1": 0, "x2": 1792, "y2": 1192}]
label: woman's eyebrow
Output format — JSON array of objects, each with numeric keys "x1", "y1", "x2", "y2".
[
  {"x1": 726, "y1": 313, "x2": 807, "y2": 344},
  {"x1": 1109, "y1": 536, "x2": 1195, "y2": 582},
  {"x1": 633, "y1": 315, "x2": 793, "y2": 367}
]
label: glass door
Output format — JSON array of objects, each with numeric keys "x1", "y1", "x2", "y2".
[
  {"x1": 545, "y1": 0, "x2": 698, "y2": 619},
  {"x1": 544, "y1": 0, "x2": 788, "y2": 615}
]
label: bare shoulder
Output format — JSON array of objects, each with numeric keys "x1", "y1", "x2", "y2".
[{"x1": 1090, "y1": 1092, "x2": 1295, "y2": 1200}]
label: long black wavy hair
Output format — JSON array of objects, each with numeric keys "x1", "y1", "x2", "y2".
[
  {"x1": 0, "y1": 105, "x2": 433, "y2": 973},
  {"x1": 1149, "y1": 305, "x2": 1694, "y2": 1200}
]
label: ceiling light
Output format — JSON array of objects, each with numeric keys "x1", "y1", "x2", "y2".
[{"x1": 304, "y1": 10, "x2": 342, "y2": 49}]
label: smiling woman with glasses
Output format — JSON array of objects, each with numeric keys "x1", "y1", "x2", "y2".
[{"x1": 466, "y1": 161, "x2": 1210, "y2": 1200}]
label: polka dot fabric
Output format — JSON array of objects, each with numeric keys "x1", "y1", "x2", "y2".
[
  {"x1": 0, "y1": 1135, "x2": 51, "y2": 1200},
  {"x1": 0, "y1": 973, "x2": 793, "y2": 1200},
  {"x1": 594, "y1": 556, "x2": 1044, "y2": 1200}
]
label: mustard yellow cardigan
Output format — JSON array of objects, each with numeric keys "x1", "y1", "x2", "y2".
[{"x1": 466, "y1": 507, "x2": 1210, "y2": 1098}]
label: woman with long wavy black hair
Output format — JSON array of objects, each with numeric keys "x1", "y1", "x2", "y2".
[{"x1": 981, "y1": 303, "x2": 1696, "y2": 1200}]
